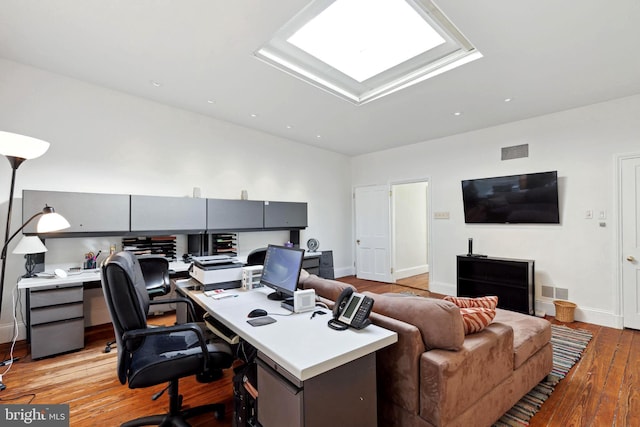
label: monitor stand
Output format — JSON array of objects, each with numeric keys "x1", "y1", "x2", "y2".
[
  {"x1": 267, "y1": 290, "x2": 287, "y2": 301},
  {"x1": 280, "y1": 297, "x2": 294, "y2": 312}
]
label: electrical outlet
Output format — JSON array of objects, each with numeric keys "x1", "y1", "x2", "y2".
[
  {"x1": 434, "y1": 211, "x2": 450, "y2": 219},
  {"x1": 585, "y1": 210, "x2": 593, "y2": 219}
]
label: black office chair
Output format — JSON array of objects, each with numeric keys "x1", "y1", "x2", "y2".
[
  {"x1": 246, "y1": 247, "x2": 267, "y2": 266},
  {"x1": 139, "y1": 255, "x2": 172, "y2": 299},
  {"x1": 101, "y1": 251, "x2": 233, "y2": 426},
  {"x1": 104, "y1": 255, "x2": 172, "y2": 353}
]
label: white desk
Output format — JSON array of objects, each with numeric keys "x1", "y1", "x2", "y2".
[
  {"x1": 176, "y1": 279, "x2": 397, "y2": 427},
  {"x1": 18, "y1": 261, "x2": 191, "y2": 359},
  {"x1": 17, "y1": 261, "x2": 191, "y2": 290}
]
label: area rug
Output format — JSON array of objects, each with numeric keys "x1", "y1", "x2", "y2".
[{"x1": 493, "y1": 324, "x2": 593, "y2": 426}]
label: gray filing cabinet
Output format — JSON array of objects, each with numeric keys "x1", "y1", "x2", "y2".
[
  {"x1": 27, "y1": 283, "x2": 85, "y2": 359},
  {"x1": 257, "y1": 353, "x2": 377, "y2": 427},
  {"x1": 302, "y1": 254, "x2": 320, "y2": 276}
]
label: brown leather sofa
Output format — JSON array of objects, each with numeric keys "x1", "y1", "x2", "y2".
[{"x1": 300, "y1": 273, "x2": 553, "y2": 427}]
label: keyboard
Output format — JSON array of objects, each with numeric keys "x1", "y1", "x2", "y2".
[{"x1": 203, "y1": 313, "x2": 240, "y2": 345}]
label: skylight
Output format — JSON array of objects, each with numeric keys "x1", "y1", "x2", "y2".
[
  {"x1": 288, "y1": 0, "x2": 446, "y2": 83},
  {"x1": 255, "y1": 0, "x2": 482, "y2": 105}
]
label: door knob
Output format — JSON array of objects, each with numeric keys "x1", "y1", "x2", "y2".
[
  {"x1": 627, "y1": 255, "x2": 636, "y2": 262},
  {"x1": 356, "y1": 239, "x2": 361, "y2": 245}
]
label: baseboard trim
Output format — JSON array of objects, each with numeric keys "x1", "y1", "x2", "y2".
[
  {"x1": 429, "y1": 283, "x2": 621, "y2": 329},
  {"x1": 0, "y1": 321, "x2": 26, "y2": 345},
  {"x1": 394, "y1": 264, "x2": 429, "y2": 280}
]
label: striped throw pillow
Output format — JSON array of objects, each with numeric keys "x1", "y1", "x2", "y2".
[
  {"x1": 459, "y1": 307, "x2": 497, "y2": 335},
  {"x1": 443, "y1": 295, "x2": 498, "y2": 310}
]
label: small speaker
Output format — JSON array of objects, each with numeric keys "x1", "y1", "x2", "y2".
[
  {"x1": 468, "y1": 238, "x2": 473, "y2": 256},
  {"x1": 294, "y1": 289, "x2": 316, "y2": 313}
]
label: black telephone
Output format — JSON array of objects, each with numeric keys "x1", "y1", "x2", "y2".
[{"x1": 328, "y1": 287, "x2": 374, "y2": 331}]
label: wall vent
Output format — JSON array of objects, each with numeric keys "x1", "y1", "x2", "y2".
[
  {"x1": 501, "y1": 144, "x2": 529, "y2": 160},
  {"x1": 555, "y1": 287, "x2": 569, "y2": 300},
  {"x1": 541, "y1": 285, "x2": 554, "y2": 298}
]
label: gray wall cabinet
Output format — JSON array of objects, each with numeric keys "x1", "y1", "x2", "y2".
[
  {"x1": 207, "y1": 199, "x2": 264, "y2": 231},
  {"x1": 22, "y1": 190, "x2": 308, "y2": 236},
  {"x1": 264, "y1": 201, "x2": 308, "y2": 229},
  {"x1": 22, "y1": 190, "x2": 130, "y2": 234},
  {"x1": 130, "y1": 195, "x2": 207, "y2": 233}
]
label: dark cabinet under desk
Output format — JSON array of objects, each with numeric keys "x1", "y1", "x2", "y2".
[{"x1": 456, "y1": 255, "x2": 534, "y2": 315}]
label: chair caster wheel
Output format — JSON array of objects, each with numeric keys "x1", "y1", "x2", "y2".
[
  {"x1": 213, "y1": 410, "x2": 224, "y2": 420},
  {"x1": 104, "y1": 346, "x2": 111, "y2": 353}
]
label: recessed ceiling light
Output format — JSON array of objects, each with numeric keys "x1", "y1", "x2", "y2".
[
  {"x1": 207, "y1": 100, "x2": 215, "y2": 104},
  {"x1": 316, "y1": 135, "x2": 322, "y2": 138},
  {"x1": 286, "y1": 125, "x2": 293, "y2": 129},
  {"x1": 504, "y1": 98, "x2": 512, "y2": 102},
  {"x1": 453, "y1": 112, "x2": 462, "y2": 116},
  {"x1": 251, "y1": 113, "x2": 258, "y2": 118},
  {"x1": 151, "y1": 81, "x2": 162, "y2": 87}
]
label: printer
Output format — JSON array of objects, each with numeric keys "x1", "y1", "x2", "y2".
[{"x1": 189, "y1": 255, "x2": 243, "y2": 291}]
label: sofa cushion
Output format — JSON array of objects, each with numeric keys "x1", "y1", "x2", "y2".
[
  {"x1": 494, "y1": 308, "x2": 551, "y2": 369},
  {"x1": 459, "y1": 307, "x2": 497, "y2": 334},
  {"x1": 444, "y1": 295, "x2": 498, "y2": 309},
  {"x1": 298, "y1": 268, "x2": 310, "y2": 285},
  {"x1": 363, "y1": 293, "x2": 465, "y2": 351},
  {"x1": 301, "y1": 274, "x2": 356, "y2": 302}
]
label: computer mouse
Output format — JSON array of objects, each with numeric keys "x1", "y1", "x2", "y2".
[{"x1": 248, "y1": 309, "x2": 268, "y2": 318}]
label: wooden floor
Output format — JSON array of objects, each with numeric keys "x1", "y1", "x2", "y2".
[{"x1": 1, "y1": 276, "x2": 638, "y2": 426}]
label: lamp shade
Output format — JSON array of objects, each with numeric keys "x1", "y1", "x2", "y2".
[
  {"x1": 12, "y1": 235, "x2": 48, "y2": 255},
  {"x1": 36, "y1": 207, "x2": 71, "y2": 233},
  {"x1": 0, "y1": 131, "x2": 50, "y2": 160}
]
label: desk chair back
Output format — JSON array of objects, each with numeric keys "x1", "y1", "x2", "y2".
[
  {"x1": 100, "y1": 251, "x2": 153, "y2": 383},
  {"x1": 138, "y1": 255, "x2": 171, "y2": 298},
  {"x1": 246, "y1": 247, "x2": 267, "y2": 266}
]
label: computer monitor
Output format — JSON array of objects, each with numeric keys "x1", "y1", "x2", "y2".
[{"x1": 260, "y1": 244, "x2": 305, "y2": 301}]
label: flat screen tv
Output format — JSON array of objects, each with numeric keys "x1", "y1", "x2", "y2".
[
  {"x1": 461, "y1": 171, "x2": 560, "y2": 224},
  {"x1": 260, "y1": 244, "x2": 305, "y2": 300}
]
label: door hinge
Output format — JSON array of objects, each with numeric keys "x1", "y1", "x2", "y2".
[{"x1": 391, "y1": 267, "x2": 394, "y2": 274}]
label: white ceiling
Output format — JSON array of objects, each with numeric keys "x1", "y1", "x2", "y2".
[{"x1": 1, "y1": 0, "x2": 640, "y2": 156}]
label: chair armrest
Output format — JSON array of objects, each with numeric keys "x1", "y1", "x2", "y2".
[{"x1": 149, "y1": 297, "x2": 197, "y2": 321}]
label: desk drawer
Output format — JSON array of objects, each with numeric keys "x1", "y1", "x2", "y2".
[
  {"x1": 31, "y1": 318, "x2": 84, "y2": 359},
  {"x1": 31, "y1": 302, "x2": 84, "y2": 325},
  {"x1": 30, "y1": 286, "x2": 83, "y2": 308}
]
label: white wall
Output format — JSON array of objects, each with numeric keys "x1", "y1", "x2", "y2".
[
  {"x1": 0, "y1": 59, "x2": 353, "y2": 341},
  {"x1": 353, "y1": 93, "x2": 640, "y2": 328}
]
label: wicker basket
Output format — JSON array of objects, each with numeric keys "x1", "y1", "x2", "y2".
[{"x1": 554, "y1": 300, "x2": 577, "y2": 322}]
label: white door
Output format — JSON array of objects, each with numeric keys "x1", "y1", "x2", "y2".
[
  {"x1": 621, "y1": 155, "x2": 640, "y2": 329},
  {"x1": 354, "y1": 185, "x2": 393, "y2": 283}
]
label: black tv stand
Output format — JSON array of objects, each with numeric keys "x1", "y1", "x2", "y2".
[{"x1": 456, "y1": 255, "x2": 534, "y2": 315}]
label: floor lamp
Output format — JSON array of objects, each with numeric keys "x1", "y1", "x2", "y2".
[{"x1": 0, "y1": 131, "x2": 69, "y2": 319}]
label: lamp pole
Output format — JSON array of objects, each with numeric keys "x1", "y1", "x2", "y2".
[{"x1": 0, "y1": 156, "x2": 27, "y2": 317}]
